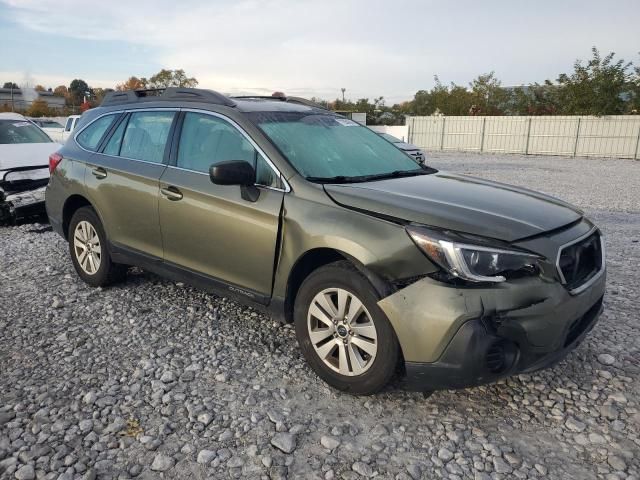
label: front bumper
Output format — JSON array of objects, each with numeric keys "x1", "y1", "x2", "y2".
[
  {"x1": 378, "y1": 267, "x2": 606, "y2": 391},
  {"x1": 0, "y1": 185, "x2": 47, "y2": 225}
]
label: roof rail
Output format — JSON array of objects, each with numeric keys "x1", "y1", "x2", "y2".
[
  {"x1": 101, "y1": 87, "x2": 236, "y2": 107},
  {"x1": 232, "y1": 95, "x2": 285, "y2": 100},
  {"x1": 284, "y1": 96, "x2": 328, "y2": 110},
  {"x1": 231, "y1": 95, "x2": 328, "y2": 111}
]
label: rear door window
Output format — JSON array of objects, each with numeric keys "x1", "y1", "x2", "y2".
[
  {"x1": 119, "y1": 111, "x2": 175, "y2": 163},
  {"x1": 103, "y1": 116, "x2": 128, "y2": 156},
  {"x1": 76, "y1": 114, "x2": 117, "y2": 151}
]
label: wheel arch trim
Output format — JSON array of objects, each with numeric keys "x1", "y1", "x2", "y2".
[{"x1": 279, "y1": 247, "x2": 395, "y2": 324}]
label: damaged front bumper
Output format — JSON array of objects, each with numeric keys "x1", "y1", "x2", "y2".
[
  {"x1": 0, "y1": 166, "x2": 49, "y2": 225},
  {"x1": 378, "y1": 269, "x2": 606, "y2": 391}
]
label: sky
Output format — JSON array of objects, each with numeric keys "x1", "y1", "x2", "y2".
[{"x1": 0, "y1": 0, "x2": 638, "y2": 104}]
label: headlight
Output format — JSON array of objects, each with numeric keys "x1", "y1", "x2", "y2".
[{"x1": 406, "y1": 226, "x2": 541, "y2": 283}]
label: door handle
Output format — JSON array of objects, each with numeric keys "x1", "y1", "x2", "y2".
[
  {"x1": 91, "y1": 167, "x2": 107, "y2": 179},
  {"x1": 160, "y1": 185, "x2": 183, "y2": 201}
]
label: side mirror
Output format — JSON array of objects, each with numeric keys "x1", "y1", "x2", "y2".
[
  {"x1": 209, "y1": 160, "x2": 260, "y2": 202},
  {"x1": 209, "y1": 160, "x2": 255, "y2": 186}
]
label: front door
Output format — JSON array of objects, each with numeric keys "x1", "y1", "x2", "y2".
[{"x1": 158, "y1": 111, "x2": 285, "y2": 297}]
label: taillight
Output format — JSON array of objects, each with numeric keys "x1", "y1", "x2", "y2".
[{"x1": 49, "y1": 152, "x2": 63, "y2": 173}]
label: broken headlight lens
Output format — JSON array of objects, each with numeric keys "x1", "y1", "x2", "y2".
[{"x1": 406, "y1": 226, "x2": 541, "y2": 283}]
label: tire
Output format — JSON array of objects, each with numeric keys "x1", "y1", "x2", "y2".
[
  {"x1": 68, "y1": 206, "x2": 126, "y2": 287},
  {"x1": 294, "y1": 261, "x2": 399, "y2": 395}
]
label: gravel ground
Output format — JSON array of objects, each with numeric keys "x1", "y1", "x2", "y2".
[{"x1": 1, "y1": 152, "x2": 639, "y2": 480}]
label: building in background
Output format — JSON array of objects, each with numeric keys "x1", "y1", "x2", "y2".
[{"x1": 0, "y1": 88, "x2": 66, "y2": 112}]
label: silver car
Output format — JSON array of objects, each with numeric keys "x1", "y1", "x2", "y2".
[{"x1": 377, "y1": 132, "x2": 425, "y2": 164}]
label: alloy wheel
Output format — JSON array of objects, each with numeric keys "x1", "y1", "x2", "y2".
[
  {"x1": 307, "y1": 287, "x2": 378, "y2": 376},
  {"x1": 73, "y1": 220, "x2": 102, "y2": 275}
]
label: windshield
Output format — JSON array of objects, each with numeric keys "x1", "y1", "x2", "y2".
[
  {"x1": 250, "y1": 112, "x2": 427, "y2": 181},
  {"x1": 0, "y1": 120, "x2": 52, "y2": 144}
]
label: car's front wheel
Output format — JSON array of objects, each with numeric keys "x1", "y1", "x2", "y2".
[
  {"x1": 294, "y1": 261, "x2": 399, "y2": 395},
  {"x1": 68, "y1": 206, "x2": 126, "y2": 287}
]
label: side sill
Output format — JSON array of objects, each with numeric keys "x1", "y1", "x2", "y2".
[{"x1": 109, "y1": 242, "x2": 270, "y2": 307}]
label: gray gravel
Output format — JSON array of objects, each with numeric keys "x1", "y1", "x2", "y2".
[{"x1": 1, "y1": 152, "x2": 639, "y2": 480}]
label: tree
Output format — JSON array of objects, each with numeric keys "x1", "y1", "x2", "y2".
[
  {"x1": 2, "y1": 82, "x2": 19, "y2": 89},
  {"x1": 408, "y1": 77, "x2": 473, "y2": 116},
  {"x1": 625, "y1": 60, "x2": 639, "y2": 114},
  {"x1": 310, "y1": 97, "x2": 330, "y2": 109},
  {"x1": 34, "y1": 84, "x2": 46, "y2": 92},
  {"x1": 410, "y1": 89, "x2": 433, "y2": 115},
  {"x1": 116, "y1": 76, "x2": 147, "y2": 91},
  {"x1": 554, "y1": 47, "x2": 633, "y2": 115},
  {"x1": 69, "y1": 79, "x2": 90, "y2": 105},
  {"x1": 92, "y1": 88, "x2": 113, "y2": 105},
  {"x1": 468, "y1": 72, "x2": 511, "y2": 115},
  {"x1": 53, "y1": 85, "x2": 68, "y2": 97},
  {"x1": 510, "y1": 82, "x2": 560, "y2": 115},
  {"x1": 26, "y1": 99, "x2": 52, "y2": 117},
  {"x1": 145, "y1": 69, "x2": 198, "y2": 89}
]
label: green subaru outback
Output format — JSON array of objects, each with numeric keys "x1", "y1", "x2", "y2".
[{"x1": 45, "y1": 88, "x2": 605, "y2": 395}]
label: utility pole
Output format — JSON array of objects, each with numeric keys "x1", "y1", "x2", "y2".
[{"x1": 341, "y1": 88, "x2": 346, "y2": 103}]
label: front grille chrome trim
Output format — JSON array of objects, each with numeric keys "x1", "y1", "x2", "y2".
[{"x1": 555, "y1": 227, "x2": 605, "y2": 295}]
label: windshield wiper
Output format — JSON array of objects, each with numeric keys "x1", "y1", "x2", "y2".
[
  {"x1": 364, "y1": 169, "x2": 432, "y2": 181},
  {"x1": 307, "y1": 168, "x2": 434, "y2": 184},
  {"x1": 306, "y1": 175, "x2": 357, "y2": 184}
]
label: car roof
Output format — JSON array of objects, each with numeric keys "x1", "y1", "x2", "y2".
[
  {"x1": 100, "y1": 88, "x2": 331, "y2": 115},
  {"x1": 232, "y1": 98, "x2": 321, "y2": 113},
  {"x1": 0, "y1": 112, "x2": 27, "y2": 121}
]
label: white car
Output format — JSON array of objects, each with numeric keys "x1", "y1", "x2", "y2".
[
  {"x1": 0, "y1": 112, "x2": 59, "y2": 224},
  {"x1": 30, "y1": 118, "x2": 65, "y2": 143},
  {"x1": 62, "y1": 115, "x2": 81, "y2": 142}
]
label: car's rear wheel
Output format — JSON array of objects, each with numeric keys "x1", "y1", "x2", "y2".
[
  {"x1": 68, "y1": 207, "x2": 126, "y2": 287},
  {"x1": 294, "y1": 261, "x2": 399, "y2": 395}
]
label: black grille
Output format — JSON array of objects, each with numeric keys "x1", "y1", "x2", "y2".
[
  {"x1": 564, "y1": 297, "x2": 603, "y2": 347},
  {"x1": 558, "y1": 232, "x2": 602, "y2": 291}
]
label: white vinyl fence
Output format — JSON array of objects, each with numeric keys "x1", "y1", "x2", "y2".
[{"x1": 407, "y1": 115, "x2": 640, "y2": 159}]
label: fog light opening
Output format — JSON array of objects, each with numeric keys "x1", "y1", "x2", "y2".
[{"x1": 485, "y1": 340, "x2": 518, "y2": 374}]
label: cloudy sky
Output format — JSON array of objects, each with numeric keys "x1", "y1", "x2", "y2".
[{"x1": 0, "y1": 0, "x2": 638, "y2": 103}]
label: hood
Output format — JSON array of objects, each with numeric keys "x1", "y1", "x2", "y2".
[
  {"x1": 0, "y1": 143, "x2": 57, "y2": 181},
  {"x1": 0, "y1": 143, "x2": 58, "y2": 170},
  {"x1": 324, "y1": 171, "x2": 582, "y2": 242}
]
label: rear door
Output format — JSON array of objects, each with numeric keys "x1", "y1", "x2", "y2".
[
  {"x1": 84, "y1": 109, "x2": 178, "y2": 258},
  {"x1": 158, "y1": 110, "x2": 286, "y2": 298}
]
